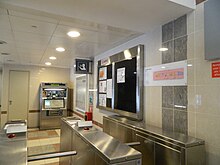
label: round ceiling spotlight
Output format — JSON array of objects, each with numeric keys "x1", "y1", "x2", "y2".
[
  {"x1": 49, "y1": 56, "x2": 57, "y2": 60},
  {"x1": 56, "y1": 47, "x2": 65, "y2": 52},
  {"x1": 67, "y1": 31, "x2": 80, "y2": 38},
  {"x1": 45, "y1": 62, "x2": 52, "y2": 66}
]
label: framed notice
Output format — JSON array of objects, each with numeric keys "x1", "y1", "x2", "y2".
[
  {"x1": 99, "y1": 67, "x2": 107, "y2": 80},
  {"x1": 144, "y1": 60, "x2": 187, "y2": 86}
]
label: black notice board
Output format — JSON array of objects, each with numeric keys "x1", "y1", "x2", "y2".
[
  {"x1": 114, "y1": 57, "x2": 137, "y2": 113},
  {"x1": 98, "y1": 64, "x2": 112, "y2": 108}
]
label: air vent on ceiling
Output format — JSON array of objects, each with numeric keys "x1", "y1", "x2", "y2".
[
  {"x1": 0, "y1": 40, "x2": 7, "y2": 44},
  {"x1": 1, "y1": 53, "x2": 10, "y2": 56}
]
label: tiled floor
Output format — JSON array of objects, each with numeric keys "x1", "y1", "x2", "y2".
[{"x1": 27, "y1": 129, "x2": 60, "y2": 165}]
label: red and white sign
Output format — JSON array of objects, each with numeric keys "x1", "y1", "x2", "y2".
[
  {"x1": 153, "y1": 68, "x2": 184, "y2": 81},
  {"x1": 144, "y1": 60, "x2": 187, "y2": 86},
  {"x1": 212, "y1": 62, "x2": 220, "y2": 78}
]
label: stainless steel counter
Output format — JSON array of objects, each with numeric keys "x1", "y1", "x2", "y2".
[
  {"x1": 106, "y1": 115, "x2": 204, "y2": 147},
  {"x1": 103, "y1": 115, "x2": 205, "y2": 165},
  {"x1": 61, "y1": 117, "x2": 142, "y2": 165},
  {"x1": 0, "y1": 131, "x2": 27, "y2": 165}
]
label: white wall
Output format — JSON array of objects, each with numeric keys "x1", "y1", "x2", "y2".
[{"x1": 0, "y1": 64, "x2": 70, "y2": 127}]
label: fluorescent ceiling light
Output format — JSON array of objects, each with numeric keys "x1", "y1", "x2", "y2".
[
  {"x1": 45, "y1": 62, "x2": 51, "y2": 66},
  {"x1": 124, "y1": 50, "x2": 132, "y2": 59},
  {"x1": 49, "y1": 56, "x2": 57, "y2": 60},
  {"x1": 56, "y1": 47, "x2": 65, "y2": 52},
  {"x1": 67, "y1": 31, "x2": 80, "y2": 38},
  {"x1": 159, "y1": 48, "x2": 168, "y2": 52}
]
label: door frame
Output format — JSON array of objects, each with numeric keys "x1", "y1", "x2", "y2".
[{"x1": 7, "y1": 70, "x2": 30, "y2": 121}]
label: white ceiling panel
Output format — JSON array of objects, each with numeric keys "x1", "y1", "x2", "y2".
[
  {"x1": 43, "y1": 48, "x2": 72, "y2": 57},
  {"x1": 17, "y1": 47, "x2": 45, "y2": 57},
  {"x1": 47, "y1": 36, "x2": 81, "y2": 50},
  {"x1": 9, "y1": 10, "x2": 59, "y2": 24},
  {"x1": 13, "y1": 31, "x2": 51, "y2": 44},
  {"x1": 0, "y1": 29, "x2": 14, "y2": 42},
  {"x1": 0, "y1": 7, "x2": 8, "y2": 15},
  {"x1": 0, "y1": 0, "x2": 194, "y2": 68},
  {"x1": 10, "y1": 16, "x2": 57, "y2": 36},
  {"x1": 0, "y1": 15, "x2": 11, "y2": 31}
]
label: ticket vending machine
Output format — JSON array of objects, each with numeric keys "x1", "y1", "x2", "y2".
[{"x1": 40, "y1": 83, "x2": 68, "y2": 130}]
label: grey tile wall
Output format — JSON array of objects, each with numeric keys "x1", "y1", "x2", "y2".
[
  {"x1": 162, "y1": 41, "x2": 174, "y2": 63},
  {"x1": 174, "y1": 15, "x2": 187, "y2": 38},
  {"x1": 162, "y1": 14, "x2": 187, "y2": 64},
  {"x1": 161, "y1": 15, "x2": 188, "y2": 135},
  {"x1": 162, "y1": 108, "x2": 174, "y2": 132},
  {"x1": 162, "y1": 21, "x2": 174, "y2": 43}
]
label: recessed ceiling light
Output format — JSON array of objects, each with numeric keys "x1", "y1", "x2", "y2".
[
  {"x1": 49, "y1": 56, "x2": 57, "y2": 60},
  {"x1": 0, "y1": 40, "x2": 7, "y2": 44},
  {"x1": 67, "y1": 31, "x2": 80, "y2": 38},
  {"x1": 187, "y1": 64, "x2": 193, "y2": 67},
  {"x1": 56, "y1": 47, "x2": 65, "y2": 52},
  {"x1": 159, "y1": 48, "x2": 168, "y2": 52},
  {"x1": 45, "y1": 62, "x2": 51, "y2": 66}
]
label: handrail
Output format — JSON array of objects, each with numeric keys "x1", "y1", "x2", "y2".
[{"x1": 28, "y1": 151, "x2": 77, "y2": 162}]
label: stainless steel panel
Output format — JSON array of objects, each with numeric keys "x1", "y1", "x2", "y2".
[
  {"x1": 103, "y1": 117, "x2": 136, "y2": 143},
  {"x1": 186, "y1": 145, "x2": 206, "y2": 165},
  {"x1": 134, "y1": 133, "x2": 155, "y2": 165},
  {"x1": 0, "y1": 132, "x2": 27, "y2": 165},
  {"x1": 72, "y1": 132, "x2": 95, "y2": 165},
  {"x1": 155, "y1": 142, "x2": 181, "y2": 165},
  {"x1": 60, "y1": 120, "x2": 72, "y2": 165}
]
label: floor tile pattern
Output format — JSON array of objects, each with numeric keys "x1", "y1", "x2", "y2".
[{"x1": 28, "y1": 129, "x2": 60, "y2": 165}]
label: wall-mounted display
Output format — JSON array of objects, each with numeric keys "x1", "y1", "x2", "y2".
[{"x1": 97, "y1": 45, "x2": 144, "y2": 120}]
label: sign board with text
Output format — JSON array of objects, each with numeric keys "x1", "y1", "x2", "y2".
[{"x1": 212, "y1": 62, "x2": 220, "y2": 78}]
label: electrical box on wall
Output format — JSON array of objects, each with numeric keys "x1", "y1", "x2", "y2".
[{"x1": 204, "y1": 0, "x2": 220, "y2": 60}]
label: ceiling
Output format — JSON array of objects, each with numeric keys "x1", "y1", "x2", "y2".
[{"x1": 0, "y1": 0, "x2": 194, "y2": 68}]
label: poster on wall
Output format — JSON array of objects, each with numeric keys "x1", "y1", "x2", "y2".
[
  {"x1": 99, "y1": 67, "x2": 107, "y2": 80},
  {"x1": 99, "y1": 81, "x2": 107, "y2": 93},
  {"x1": 117, "y1": 67, "x2": 125, "y2": 83},
  {"x1": 144, "y1": 60, "x2": 187, "y2": 86},
  {"x1": 99, "y1": 94, "x2": 106, "y2": 106},
  {"x1": 106, "y1": 79, "x2": 112, "y2": 98}
]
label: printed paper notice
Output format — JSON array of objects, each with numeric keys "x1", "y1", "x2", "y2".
[
  {"x1": 106, "y1": 79, "x2": 112, "y2": 98},
  {"x1": 99, "y1": 81, "x2": 107, "y2": 93},
  {"x1": 99, "y1": 94, "x2": 106, "y2": 107},
  {"x1": 99, "y1": 67, "x2": 107, "y2": 80},
  {"x1": 117, "y1": 67, "x2": 125, "y2": 83}
]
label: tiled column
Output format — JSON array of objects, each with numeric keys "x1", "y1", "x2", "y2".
[{"x1": 161, "y1": 15, "x2": 188, "y2": 135}]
